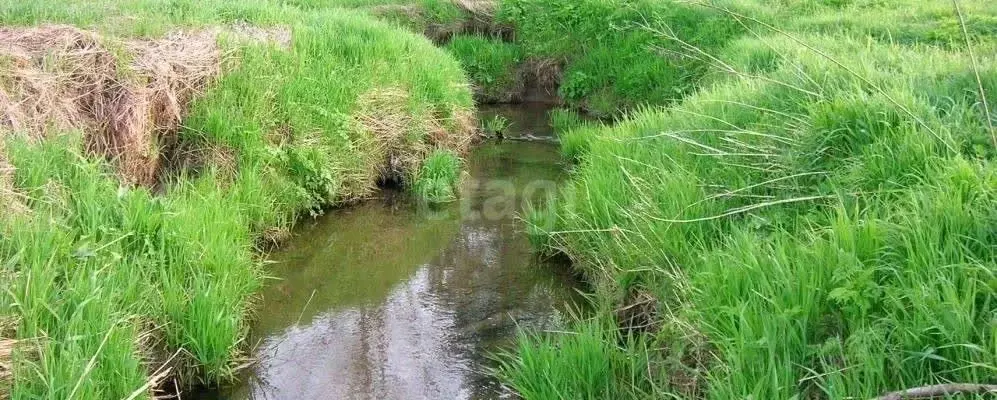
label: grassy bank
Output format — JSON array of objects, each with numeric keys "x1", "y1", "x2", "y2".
[
  {"x1": 503, "y1": 0, "x2": 997, "y2": 399},
  {"x1": 0, "y1": 1, "x2": 472, "y2": 398},
  {"x1": 439, "y1": 0, "x2": 743, "y2": 114}
]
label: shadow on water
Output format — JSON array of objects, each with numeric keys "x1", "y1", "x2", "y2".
[{"x1": 198, "y1": 103, "x2": 583, "y2": 400}]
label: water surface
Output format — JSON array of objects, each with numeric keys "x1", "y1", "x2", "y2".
[{"x1": 212, "y1": 104, "x2": 579, "y2": 400}]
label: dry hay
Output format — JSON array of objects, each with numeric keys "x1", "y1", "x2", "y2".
[
  {"x1": 453, "y1": 0, "x2": 497, "y2": 24},
  {"x1": 0, "y1": 316, "x2": 15, "y2": 400},
  {"x1": 0, "y1": 25, "x2": 221, "y2": 187},
  {"x1": 0, "y1": 141, "x2": 28, "y2": 219},
  {"x1": 451, "y1": 0, "x2": 513, "y2": 42},
  {"x1": 472, "y1": 57, "x2": 564, "y2": 105},
  {"x1": 0, "y1": 338, "x2": 11, "y2": 400},
  {"x1": 518, "y1": 58, "x2": 564, "y2": 103},
  {"x1": 352, "y1": 88, "x2": 476, "y2": 199},
  {"x1": 615, "y1": 287, "x2": 659, "y2": 337},
  {"x1": 354, "y1": 88, "x2": 424, "y2": 195}
]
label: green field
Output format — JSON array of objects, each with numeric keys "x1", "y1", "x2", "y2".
[{"x1": 1, "y1": 0, "x2": 995, "y2": 398}]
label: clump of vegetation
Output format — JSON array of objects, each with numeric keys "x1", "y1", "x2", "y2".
[
  {"x1": 521, "y1": 194, "x2": 558, "y2": 254},
  {"x1": 446, "y1": 34, "x2": 523, "y2": 102},
  {"x1": 414, "y1": 149, "x2": 462, "y2": 203},
  {"x1": 0, "y1": 1, "x2": 473, "y2": 398},
  {"x1": 364, "y1": 0, "x2": 467, "y2": 41},
  {"x1": 549, "y1": 108, "x2": 599, "y2": 160},
  {"x1": 482, "y1": 114, "x2": 512, "y2": 137},
  {"x1": 494, "y1": 319, "x2": 654, "y2": 399},
  {"x1": 548, "y1": 108, "x2": 585, "y2": 134},
  {"x1": 500, "y1": 0, "x2": 997, "y2": 399},
  {"x1": 557, "y1": 124, "x2": 600, "y2": 163}
]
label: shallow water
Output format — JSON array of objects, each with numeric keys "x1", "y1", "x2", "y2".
[{"x1": 203, "y1": 104, "x2": 580, "y2": 400}]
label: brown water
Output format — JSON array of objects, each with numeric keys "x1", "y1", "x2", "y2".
[{"x1": 203, "y1": 104, "x2": 580, "y2": 400}]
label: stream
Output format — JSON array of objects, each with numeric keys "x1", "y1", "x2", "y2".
[{"x1": 200, "y1": 104, "x2": 582, "y2": 400}]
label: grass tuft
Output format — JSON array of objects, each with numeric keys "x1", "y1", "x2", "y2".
[{"x1": 414, "y1": 149, "x2": 462, "y2": 203}]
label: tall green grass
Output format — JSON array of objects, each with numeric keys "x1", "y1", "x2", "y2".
[
  {"x1": 445, "y1": 34, "x2": 523, "y2": 102},
  {"x1": 549, "y1": 108, "x2": 599, "y2": 161},
  {"x1": 414, "y1": 149, "x2": 462, "y2": 203},
  {"x1": 0, "y1": 2, "x2": 473, "y2": 398},
  {"x1": 502, "y1": 1, "x2": 997, "y2": 398},
  {"x1": 494, "y1": 317, "x2": 656, "y2": 399}
]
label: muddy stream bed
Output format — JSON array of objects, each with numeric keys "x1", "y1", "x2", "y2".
[{"x1": 198, "y1": 104, "x2": 582, "y2": 400}]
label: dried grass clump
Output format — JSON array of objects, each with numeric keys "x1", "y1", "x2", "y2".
[
  {"x1": 615, "y1": 288, "x2": 659, "y2": 337},
  {"x1": 355, "y1": 88, "x2": 426, "y2": 191},
  {"x1": 224, "y1": 22, "x2": 292, "y2": 49},
  {"x1": 0, "y1": 142, "x2": 27, "y2": 219},
  {"x1": 0, "y1": 25, "x2": 221, "y2": 187},
  {"x1": 452, "y1": 0, "x2": 513, "y2": 40},
  {"x1": 447, "y1": 106, "x2": 479, "y2": 149},
  {"x1": 353, "y1": 88, "x2": 476, "y2": 196},
  {"x1": 0, "y1": 316, "x2": 16, "y2": 400},
  {"x1": 372, "y1": 0, "x2": 511, "y2": 44}
]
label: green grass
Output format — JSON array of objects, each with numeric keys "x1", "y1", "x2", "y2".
[
  {"x1": 493, "y1": 317, "x2": 655, "y2": 399},
  {"x1": 414, "y1": 149, "x2": 462, "y2": 203},
  {"x1": 446, "y1": 34, "x2": 524, "y2": 102},
  {"x1": 496, "y1": 0, "x2": 744, "y2": 115},
  {"x1": 522, "y1": 193, "x2": 558, "y2": 254},
  {"x1": 0, "y1": 0, "x2": 463, "y2": 37},
  {"x1": 4, "y1": 0, "x2": 997, "y2": 399},
  {"x1": 501, "y1": 0, "x2": 997, "y2": 398},
  {"x1": 0, "y1": 1, "x2": 473, "y2": 398},
  {"x1": 549, "y1": 108, "x2": 599, "y2": 161},
  {"x1": 482, "y1": 114, "x2": 512, "y2": 137}
]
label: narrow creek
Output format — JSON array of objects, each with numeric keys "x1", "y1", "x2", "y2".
[{"x1": 200, "y1": 103, "x2": 582, "y2": 400}]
